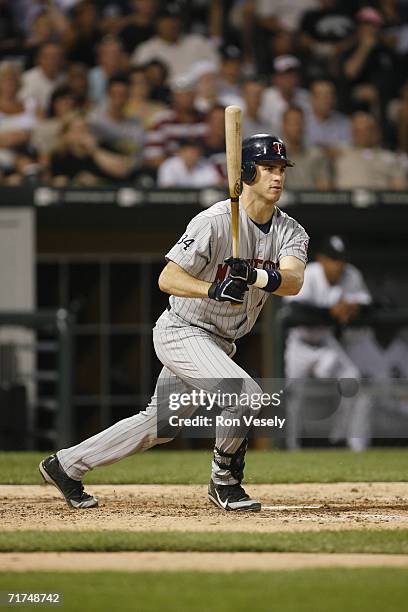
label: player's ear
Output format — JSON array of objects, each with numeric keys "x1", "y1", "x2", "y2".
[{"x1": 251, "y1": 164, "x2": 261, "y2": 184}]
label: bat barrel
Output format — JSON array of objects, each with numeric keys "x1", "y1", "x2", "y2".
[{"x1": 225, "y1": 105, "x2": 242, "y2": 260}]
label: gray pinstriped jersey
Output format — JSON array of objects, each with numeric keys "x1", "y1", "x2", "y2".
[
  {"x1": 56, "y1": 199, "x2": 308, "y2": 482},
  {"x1": 163, "y1": 199, "x2": 309, "y2": 340}
]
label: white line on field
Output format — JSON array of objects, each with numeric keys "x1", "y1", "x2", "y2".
[{"x1": 261, "y1": 505, "x2": 323, "y2": 510}]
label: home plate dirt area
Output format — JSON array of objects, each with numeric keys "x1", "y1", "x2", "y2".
[
  {"x1": 1, "y1": 482, "x2": 407, "y2": 533},
  {"x1": 1, "y1": 482, "x2": 408, "y2": 571}
]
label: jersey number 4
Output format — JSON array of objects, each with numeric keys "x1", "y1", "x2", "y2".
[{"x1": 177, "y1": 235, "x2": 195, "y2": 251}]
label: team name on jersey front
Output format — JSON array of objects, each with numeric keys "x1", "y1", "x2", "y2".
[{"x1": 164, "y1": 199, "x2": 309, "y2": 340}]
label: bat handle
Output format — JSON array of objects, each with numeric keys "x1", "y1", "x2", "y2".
[
  {"x1": 230, "y1": 195, "x2": 241, "y2": 308},
  {"x1": 231, "y1": 197, "x2": 239, "y2": 259}
]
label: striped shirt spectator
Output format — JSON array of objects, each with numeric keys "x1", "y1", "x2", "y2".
[{"x1": 144, "y1": 75, "x2": 207, "y2": 165}]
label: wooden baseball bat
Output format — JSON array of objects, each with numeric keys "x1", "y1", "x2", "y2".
[{"x1": 225, "y1": 105, "x2": 242, "y2": 259}]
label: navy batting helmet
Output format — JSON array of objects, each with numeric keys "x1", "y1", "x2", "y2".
[{"x1": 241, "y1": 134, "x2": 294, "y2": 185}]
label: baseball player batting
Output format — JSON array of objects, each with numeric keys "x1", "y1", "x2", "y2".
[{"x1": 39, "y1": 133, "x2": 309, "y2": 512}]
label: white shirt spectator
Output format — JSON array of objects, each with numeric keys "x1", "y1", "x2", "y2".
[
  {"x1": 304, "y1": 110, "x2": 351, "y2": 148},
  {"x1": 256, "y1": 0, "x2": 319, "y2": 32},
  {"x1": 0, "y1": 98, "x2": 37, "y2": 134},
  {"x1": 0, "y1": 97, "x2": 38, "y2": 171},
  {"x1": 132, "y1": 34, "x2": 219, "y2": 80},
  {"x1": 20, "y1": 67, "x2": 64, "y2": 113},
  {"x1": 260, "y1": 87, "x2": 310, "y2": 136},
  {"x1": 158, "y1": 155, "x2": 219, "y2": 188}
]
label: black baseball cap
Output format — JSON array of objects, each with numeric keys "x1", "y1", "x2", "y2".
[{"x1": 318, "y1": 235, "x2": 348, "y2": 261}]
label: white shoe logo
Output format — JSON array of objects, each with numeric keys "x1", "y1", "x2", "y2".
[{"x1": 214, "y1": 488, "x2": 229, "y2": 509}]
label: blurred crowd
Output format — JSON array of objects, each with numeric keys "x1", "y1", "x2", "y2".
[{"x1": 1, "y1": 0, "x2": 408, "y2": 189}]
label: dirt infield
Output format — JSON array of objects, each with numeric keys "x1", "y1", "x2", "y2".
[
  {"x1": 2, "y1": 551, "x2": 408, "y2": 572},
  {"x1": 1, "y1": 482, "x2": 407, "y2": 533}
]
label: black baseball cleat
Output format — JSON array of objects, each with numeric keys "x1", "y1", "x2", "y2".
[
  {"x1": 208, "y1": 479, "x2": 261, "y2": 512},
  {"x1": 39, "y1": 454, "x2": 98, "y2": 509}
]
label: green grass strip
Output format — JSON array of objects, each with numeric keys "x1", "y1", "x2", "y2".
[
  {"x1": 1, "y1": 448, "x2": 407, "y2": 484},
  {"x1": 0, "y1": 569, "x2": 407, "y2": 612},
  {"x1": 1, "y1": 529, "x2": 408, "y2": 554}
]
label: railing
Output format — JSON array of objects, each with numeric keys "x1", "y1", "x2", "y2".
[{"x1": 0, "y1": 185, "x2": 407, "y2": 209}]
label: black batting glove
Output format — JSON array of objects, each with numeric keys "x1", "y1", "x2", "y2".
[
  {"x1": 225, "y1": 257, "x2": 257, "y2": 285},
  {"x1": 208, "y1": 276, "x2": 248, "y2": 304}
]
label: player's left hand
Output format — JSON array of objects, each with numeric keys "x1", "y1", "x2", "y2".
[
  {"x1": 208, "y1": 276, "x2": 248, "y2": 304},
  {"x1": 225, "y1": 257, "x2": 257, "y2": 285}
]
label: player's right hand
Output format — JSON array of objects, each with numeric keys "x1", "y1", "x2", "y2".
[{"x1": 208, "y1": 276, "x2": 248, "y2": 304}]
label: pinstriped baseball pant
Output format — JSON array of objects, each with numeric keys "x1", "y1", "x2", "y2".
[{"x1": 57, "y1": 311, "x2": 262, "y2": 485}]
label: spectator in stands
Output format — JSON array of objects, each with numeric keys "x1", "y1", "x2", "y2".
[
  {"x1": 20, "y1": 42, "x2": 65, "y2": 113},
  {"x1": 5, "y1": 147, "x2": 43, "y2": 185},
  {"x1": 143, "y1": 59, "x2": 171, "y2": 104},
  {"x1": 13, "y1": 0, "x2": 76, "y2": 36},
  {"x1": 117, "y1": 0, "x2": 158, "y2": 55},
  {"x1": 241, "y1": 78, "x2": 270, "y2": 139},
  {"x1": 88, "y1": 36, "x2": 127, "y2": 105},
  {"x1": 144, "y1": 75, "x2": 207, "y2": 167},
  {"x1": 48, "y1": 111, "x2": 134, "y2": 185},
  {"x1": 261, "y1": 29, "x2": 298, "y2": 76},
  {"x1": 378, "y1": 0, "x2": 408, "y2": 63},
  {"x1": 254, "y1": 0, "x2": 319, "y2": 34},
  {"x1": 304, "y1": 80, "x2": 351, "y2": 148},
  {"x1": 183, "y1": 0, "x2": 220, "y2": 37},
  {"x1": 299, "y1": 0, "x2": 356, "y2": 80},
  {"x1": 19, "y1": 2, "x2": 70, "y2": 66},
  {"x1": 0, "y1": 62, "x2": 37, "y2": 176},
  {"x1": 88, "y1": 74, "x2": 145, "y2": 161},
  {"x1": 260, "y1": 55, "x2": 310, "y2": 136},
  {"x1": 31, "y1": 86, "x2": 77, "y2": 156},
  {"x1": 65, "y1": 1, "x2": 102, "y2": 67},
  {"x1": 201, "y1": 104, "x2": 227, "y2": 182},
  {"x1": 65, "y1": 62, "x2": 90, "y2": 111},
  {"x1": 126, "y1": 66, "x2": 167, "y2": 128},
  {"x1": 333, "y1": 111, "x2": 406, "y2": 190},
  {"x1": 341, "y1": 7, "x2": 398, "y2": 116},
  {"x1": 97, "y1": 1, "x2": 128, "y2": 38},
  {"x1": 282, "y1": 106, "x2": 332, "y2": 190},
  {"x1": 217, "y1": 44, "x2": 244, "y2": 107},
  {"x1": 157, "y1": 139, "x2": 220, "y2": 188},
  {"x1": 191, "y1": 60, "x2": 220, "y2": 114},
  {"x1": 269, "y1": 29, "x2": 297, "y2": 62},
  {"x1": 229, "y1": 0, "x2": 300, "y2": 75},
  {"x1": 132, "y1": 3, "x2": 219, "y2": 80},
  {"x1": 23, "y1": 11, "x2": 63, "y2": 69}
]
